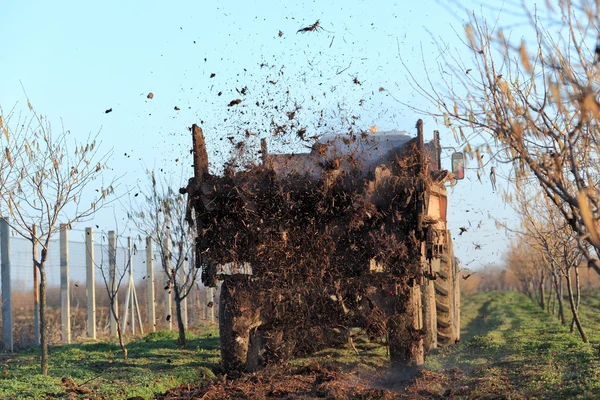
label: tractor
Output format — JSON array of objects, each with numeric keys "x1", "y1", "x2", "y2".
[{"x1": 182, "y1": 119, "x2": 462, "y2": 373}]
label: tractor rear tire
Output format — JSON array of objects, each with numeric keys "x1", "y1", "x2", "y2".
[{"x1": 435, "y1": 235, "x2": 456, "y2": 346}]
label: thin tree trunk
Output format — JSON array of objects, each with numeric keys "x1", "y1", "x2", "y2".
[
  {"x1": 552, "y1": 271, "x2": 565, "y2": 324},
  {"x1": 558, "y1": 275, "x2": 565, "y2": 325},
  {"x1": 546, "y1": 274, "x2": 553, "y2": 314},
  {"x1": 39, "y1": 263, "x2": 48, "y2": 376},
  {"x1": 551, "y1": 276, "x2": 556, "y2": 315},
  {"x1": 539, "y1": 269, "x2": 545, "y2": 310},
  {"x1": 175, "y1": 293, "x2": 186, "y2": 347},
  {"x1": 570, "y1": 267, "x2": 582, "y2": 333},
  {"x1": 110, "y1": 298, "x2": 128, "y2": 359},
  {"x1": 565, "y1": 269, "x2": 588, "y2": 343}
]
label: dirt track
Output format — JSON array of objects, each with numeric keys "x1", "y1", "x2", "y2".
[{"x1": 156, "y1": 363, "x2": 402, "y2": 399}]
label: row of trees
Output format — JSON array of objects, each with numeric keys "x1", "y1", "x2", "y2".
[
  {"x1": 401, "y1": 1, "x2": 600, "y2": 343},
  {"x1": 0, "y1": 104, "x2": 198, "y2": 374},
  {"x1": 505, "y1": 185, "x2": 588, "y2": 342}
]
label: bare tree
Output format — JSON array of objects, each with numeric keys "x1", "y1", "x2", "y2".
[
  {"x1": 0, "y1": 104, "x2": 115, "y2": 375},
  {"x1": 94, "y1": 229, "x2": 131, "y2": 359},
  {"x1": 131, "y1": 170, "x2": 198, "y2": 347},
  {"x1": 403, "y1": 1, "x2": 600, "y2": 271},
  {"x1": 507, "y1": 184, "x2": 588, "y2": 342}
]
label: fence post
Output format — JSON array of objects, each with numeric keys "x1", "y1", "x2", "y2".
[
  {"x1": 207, "y1": 287, "x2": 214, "y2": 323},
  {"x1": 109, "y1": 230, "x2": 118, "y2": 337},
  {"x1": 146, "y1": 237, "x2": 156, "y2": 332},
  {"x1": 128, "y1": 237, "x2": 134, "y2": 335},
  {"x1": 163, "y1": 234, "x2": 172, "y2": 331},
  {"x1": 0, "y1": 217, "x2": 13, "y2": 351},
  {"x1": 177, "y1": 243, "x2": 188, "y2": 330},
  {"x1": 32, "y1": 225, "x2": 40, "y2": 346},
  {"x1": 60, "y1": 223, "x2": 71, "y2": 344},
  {"x1": 85, "y1": 227, "x2": 96, "y2": 339}
]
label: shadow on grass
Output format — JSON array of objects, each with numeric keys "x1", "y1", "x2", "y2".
[{"x1": 461, "y1": 297, "x2": 506, "y2": 341}]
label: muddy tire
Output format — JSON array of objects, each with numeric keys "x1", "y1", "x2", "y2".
[
  {"x1": 435, "y1": 234, "x2": 456, "y2": 346},
  {"x1": 219, "y1": 277, "x2": 263, "y2": 373}
]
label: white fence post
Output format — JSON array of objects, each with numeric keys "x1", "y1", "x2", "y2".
[
  {"x1": 1, "y1": 218, "x2": 13, "y2": 351},
  {"x1": 177, "y1": 243, "x2": 188, "y2": 330},
  {"x1": 146, "y1": 237, "x2": 156, "y2": 332},
  {"x1": 163, "y1": 234, "x2": 172, "y2": 331},
  {"x1": 207, "y1": 287, "x2": 214, "y2": 323},
  {"x1": 60, "y1": 223, "x2": 71, "y2": 344},
  {"x1": 32, "y1": 224, "x2": 40, "y2": 347},
  {"x1": 108, "y1": 230, "x2": 118, "y2": 337},
  {"x1": 85, "y1": 227, "x2": 96, "y2": 339}
]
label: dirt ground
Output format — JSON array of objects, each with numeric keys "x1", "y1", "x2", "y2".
[{"x1": 155, "y1": 363, "x2": 470, "y2": 400}]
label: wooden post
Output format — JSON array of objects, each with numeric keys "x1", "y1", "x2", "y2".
[
  {"x1": 123, "y1": 237, "x2": 144, "y2": 336},
  {"x1": 192, "y1": 124, "x2": 209, "y2": 181},
  {"x1": 32, "y1": 225, "x2": 40, "y2": 347},
  {"x1": 60, "y1": 223, "x2": 71, "y2": 344},
  {"x1": 0, "y1": 218, "x2": 13, "y2": 351},
  {"x1": 177, "y1": 243, "x2": 188, "y2": 330},
  {"x1": 207, "y1": 287, "x2": 214, "y2": 323},
  {"x1": 127, "y1": 237, "x2": 134, "y2": 335},
  {"x1": 163, "y1": 234, "x2": 172, "y2": 331},
  {"x1": 108, "y1": 231, "x2": 118, "y2": 337},
  {"x1": 188, "y1": 255, "x2": 196, "y2": 327},
  {"x1": 85, "y1": 228, "x2": 96, "y2": 339},
  {"x1": 189, "y1": 283, "x2": 196, "y2": 327},
  {"x1": 146, "y1": 237, "x2": 156, "y2": 332},
  {"x1": 261, "y1": 138, "x2": 269, "y2": 167}
]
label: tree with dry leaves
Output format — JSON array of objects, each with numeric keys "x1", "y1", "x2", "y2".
[
  {"x1": 508, "y1": 183, "x2": 588, "y2": 341},
  {"x1": 131, "y1": 170, "x2": 198, "y2": 347},
  {"x1": 405, "y1": 1, "x2": 600, "y2": 272},
  {"x1": 0, "y1": 104, "x2": 115, "y2": 375}
]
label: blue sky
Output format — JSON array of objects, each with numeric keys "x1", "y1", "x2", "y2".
[{"x1": 0, "y1": 0, "x2": 519, "y2": 271}]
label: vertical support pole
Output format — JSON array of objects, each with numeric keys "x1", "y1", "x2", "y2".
[
  {"x1": 177, "y1": 243, "x2": 188, "y2": 330},
  {"x1": 0, "y1": 217, "x2": 13, "y2": 351},
  {"x1": 207, "y1": 287, "x2": 214, "y2": 323},
  {"x1": 32, "y1": 225, "x2": 40, "y2": 347},
  {"x1": 60, "y1": 223, "x2": 71, "y2": 344},
  {"x1": 189, "y1": 256, "x2": 196, "y2": 327},
  {"x1": 85, "y1": 228, "x2": 96, "y2": 339},
  {"x1": 189, "y1": 284, "x2": 196, "y2": 327},
  {"x1": 108, "y1": 231, "x2": 118, "y2": 337},
  {"x1": 163, "y1": 234, "x2": 172, "y2": 331},
  {"x1": 261, "y1": 138, "x2": 269, "y2": 167},
  {"x1": 128, "y1": 237, "x2": 134, "y2": 335},
  {"x1": 192, "y1": 124, "x2": 209, "y2": 181},
  {"x1": 146, "y1": 237, "x2": 156, "y2": 332}
]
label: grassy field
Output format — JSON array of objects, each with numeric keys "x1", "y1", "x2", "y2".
[
  {"x1": 408, "y1": 290, "x2": 600, "y2": 399},
  {"x1": 0, "y1": 327, "x2": 220, "y2": 399},
  {"x1": 3, "y1": 291, "x2": 600, "y2": 399}
]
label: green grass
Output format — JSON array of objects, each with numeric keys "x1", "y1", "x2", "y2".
[
  {"x1": 418, "y1": 291, "x2": 600, "y2": 399},
  {"x1": 0, "y1": 326, "x2": 220, "y2": 399},
  {"x1": 4, "y1": 291, "x2": 600, "y2": 399}
]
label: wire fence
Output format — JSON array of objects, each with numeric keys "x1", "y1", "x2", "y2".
[{"x1": 0, "y1": 225, "x2": 218, "y2": 350}]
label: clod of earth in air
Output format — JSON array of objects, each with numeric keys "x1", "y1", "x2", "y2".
[
  {"x1": 104, "y1": 108, "x2": 112, "y2": 114},
  {"x1": 278, "y1": 30, "x2": 283, "y2": 37},
  {"x1": 210, "y1": 73, "x2": 216, "y2": 78},
  {"x1": 228, "y1": 99, "x2": 242, "y2": 107},
  {"x1": 297, "y1": 19, "x2": 322, "y2": 33},
  {"x1": 462, "y1": 272, "x2": 475, "y2": 280},
  {"x1": 459, "y1": 227, "x2": 468, "y2": 235},
  {"x1": 147, "y1": 92, "x2": 154, "y2": 99},
  {"x1": 174, "y1": 106, "x2": 180, "y2": 111}
]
